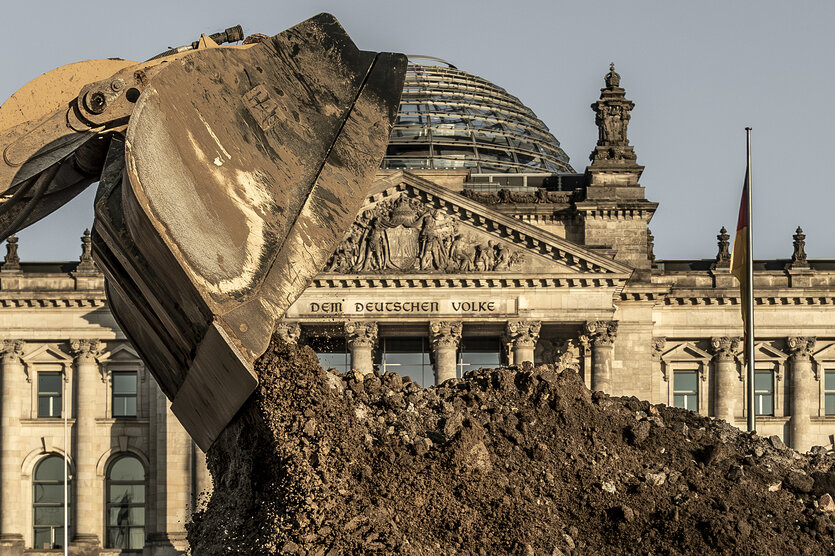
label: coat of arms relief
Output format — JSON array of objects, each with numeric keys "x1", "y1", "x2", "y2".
[{"x1": 325, "y1": 195, "x2": 526, "y2": 274}]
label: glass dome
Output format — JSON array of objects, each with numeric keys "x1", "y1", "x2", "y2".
[{"x1": 382, "y1": 58, "x2": 574, "y2": 174}]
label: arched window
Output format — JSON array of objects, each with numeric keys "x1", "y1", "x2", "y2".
[
  {"x1": 107, "y1": 456, "x2": 145, "y2": 550},
  {"x1": 33, "y1": 455, "x2": 70, "y2": 549},
  {"x1": 106, "y1": 456, "x2": 145, "y2": 550}
]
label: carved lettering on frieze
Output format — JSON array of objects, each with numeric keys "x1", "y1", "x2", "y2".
[{"x1": 324, "y1": 195, "x2": 526, "y2": 274}]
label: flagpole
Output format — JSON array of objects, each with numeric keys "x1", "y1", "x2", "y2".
[
  {"x1": 63, "y1": 371, "x2": 68, "y2": 555},
  {"x1": 745, "y1": 127, "x2": 756, "y2": 433}
]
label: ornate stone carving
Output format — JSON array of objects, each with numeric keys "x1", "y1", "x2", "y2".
[
  {"x1": 0, "y1": 339, "x2": 24, "y2": 363},
  {"x1": 714, "y1": 227, "x2": 731, "y2": 269},
  {"x1": 552, "y1": 339, "x2": 580, "y2": 372},
  {"x1": 461, "y1": 188, "x2": 574, "y2": 206},
  {"x1": 68, "y1": 339, "x2": 105, "y2": 363},
  {"x1": 651, "y1": 336, "x2": 666, "y2": 360},
  {"x1": 647, "y1": 229, "x2": 656, "y2": 268},
  {"x1": 429, "y1": 321, "x2": 462, "y2": 349},
  {"x1": 789, "y1": 227, "x2": 809, "y2": 269},
  {"x1": 344, "y1": 321, "x2": 378, "y2": 348},
  {"x1": 787, "y1": 336, "x2": 816, "y2": 360},
  {"x1": 505, "y1": 320, "x2": 541, "y2": 348},
  {"x1": 2, "y1": 235, "x2": 20, "y2": 271},
  {"x1": 710, "y1": 336, "x2": 742, "y2": 361},
  {"x1": 589, "y1": 64, "x2": 638, "y2": 166},
  {"x1": 324, "y1": 195, "x2": 525, "y2": 273},
  {"x1": 584, "y1": 321, "x2": 618, "y2": 346},
  {"x1": 275, "y1": 323, "x2": 301, "y2": 345},
  {"x1": 76, "y1": 229, "x2": 97, "y2": 273}
]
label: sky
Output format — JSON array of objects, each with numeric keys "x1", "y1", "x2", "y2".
[{"x1": 1, "y1": 0, "x2": 832, "y2": 262}]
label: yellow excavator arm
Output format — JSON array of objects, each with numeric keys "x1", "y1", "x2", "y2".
[{"x1": 0, "y1": 14, "x2": 407, "y2": 450}]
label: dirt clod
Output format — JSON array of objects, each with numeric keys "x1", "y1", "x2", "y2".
[{"x1": 188, "y1": 338, "x2": 835, "y2": 554}]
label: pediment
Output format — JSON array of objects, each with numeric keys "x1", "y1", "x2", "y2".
[
  {"x1": 813, "y1": 342, "x2": 835, "y2": 362},
  {"x1": 320, "y1": 171, "x2": 632, "y2": 278},
  {"x1": 754, "y1": 342, "x2": 788, "y2": 361},
  {"x1": 661, "y1": 342, "x2": 711, "y2": 363},
  {"x1": 102, "y1": 343, "x2": 142, "y2": 363},
  {"x1": 22, "y1": 344, "x2": 73, "y2": 364}
]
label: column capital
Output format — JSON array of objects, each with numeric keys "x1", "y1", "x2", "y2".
[
  {"x1": 68, "y1": 338, "x2": 105, "y2": 363},
  {"x1": 787, "y1": 336, "x2": 816, "y2": 360},
  {"x1": 0, "y1": 339, "x2": 24, "y2": 364},
  {"x1": 651, "y1": 336, "x2": 666, "y2": 360},
  {"x1": 429, "y1": 321, "x2": 462, "y2": 349},
  {"x1": 584, "y1": 320, "x2": 618, "y2": 347},
  {"x1": 344, "y1": 321, "x2": 378, "y2": 348},
  {"x1": 505, "y1": 320, "x2": 541, "y2": 348},
  {"x1": 710, "y1": 336, "x2": 742, "y2": 361},
  {"x1": 275, "y1": 322, "x2": 301, "y2": 345}
]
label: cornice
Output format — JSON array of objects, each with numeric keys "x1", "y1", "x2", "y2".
[{"x1": 310, "y1": 275, "x2": 624, "y2": 289}]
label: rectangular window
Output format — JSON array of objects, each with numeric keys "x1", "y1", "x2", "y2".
[
  {"x1": 673, "y1": 370, "x2": 698, "y2": 411},
  {"x1": 377, "y1": 337, "x2": 433, "y2": 387},
  {"x1": 112, "y1": 371, "x2": 138, "y2": 418},
  {"x1": 458, "y1": 337, "x2": 501, "y2": 378},
  {"x1": 37, "y1": 373, "x2": 62, "y2": 418},
  {"x1": 754, "y1": 370, "x2": 775, "y2": 416},
  {"x1": 308, "y1": 335, "x2": 350, "y2": 374},
  {"x1": 825, "y1": 370, "x2": 835, "y2": 416}
]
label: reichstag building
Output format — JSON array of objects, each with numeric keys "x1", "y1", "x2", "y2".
[{"x1": 0, "y1": 60, "x2": 833, "y2": 554}]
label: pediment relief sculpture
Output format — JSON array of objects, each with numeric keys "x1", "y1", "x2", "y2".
[{"x1": 324, "y1": 195, "x2": 527, "y2": 274}]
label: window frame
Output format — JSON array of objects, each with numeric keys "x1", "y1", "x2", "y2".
[
  {"x1": 376, "y1": 336, "x2": 434, "y2": 387},
  {"x1": 105, "y1": 455, "x2": 146, "y2": 551},
  {"x1": 824, "y1": 368, "x2": 835, "y2": 417},
  {"x1": 754, "y1": 369, "x2": 775, "y2": 416},
  {"x1": 111, "y1": 371, "x2": 138, "y2": 419},
  {"x1": 672, "y1": 369, "x2": 699, "y2": 412},
  {"x1": 457, "y1": 336, "x2": 502, "y2": 378},
  {"x1": 36, "y1": 371, "x2": 63, "y2": 419},
  {"x1": 32, "y1": 455, "x2": 71, "y2": 550}
]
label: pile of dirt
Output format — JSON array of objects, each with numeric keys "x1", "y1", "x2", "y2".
[{"x1": 188, "y1": 338, "x2": 835, "y2": 554}]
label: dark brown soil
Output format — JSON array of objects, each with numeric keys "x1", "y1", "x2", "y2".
[{"x1": 188, "y1": 338, "x2": 835, "y2": 555}]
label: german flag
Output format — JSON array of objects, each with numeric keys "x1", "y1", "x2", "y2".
[{"x1": 729, "y1": 168, "x2": 750, "y2": 329}]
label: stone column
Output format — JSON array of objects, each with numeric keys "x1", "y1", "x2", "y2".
[
  {"x1": 788, "y1": 336, "x2": 816, "y2": 452},
  {"x1": 505, "y1": 321, "x2": 541, "y2": 366},
  {"x1": 275, "y1": 322, "x2": 302, "y2": 345},
  {"x1": 711, "y1": 337, "x2": 742, "y2": 425},
  {"x1": 148, "y1": 383, "x2": 191, "y2": 554},
  {"x1": 585, "y1": 321, "x2": 618, "y2": 393},
  {"x1": 429, "y1": 321, "x2": 462, "y2": 384},
  {"x1": 68, "y1": 339, "x2": 105, "y2": 547},
  {"x1": 193, "y1": 442, "x2": 212, "y2": 509},
  {"x1": 0, "y1": 340, "x2": 25, "y2": 551},
  {"x1": 344, "y1": 321, "x2": 377, "y2": 374}
]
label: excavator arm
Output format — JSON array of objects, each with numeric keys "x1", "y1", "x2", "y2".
[{"x1": 0, "y1": 14, "x2": 407, "y2": 449}]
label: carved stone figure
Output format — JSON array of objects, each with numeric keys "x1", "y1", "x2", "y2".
[
  {"x1": 2, "y1": 234, "x2": 20, "y2": 271},
  {"x1": 323, "y1": 195, "x2": 527, "y2": 274}
]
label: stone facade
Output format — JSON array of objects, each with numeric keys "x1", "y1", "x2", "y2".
[{"x1": 0, "y1": 67, "x2": 833, "y2": 553}]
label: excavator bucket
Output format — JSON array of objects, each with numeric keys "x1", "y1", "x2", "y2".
[{"x1": 92, "y1": 14, "x2": 407, "y2": 449}]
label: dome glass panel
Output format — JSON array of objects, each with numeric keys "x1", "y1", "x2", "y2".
[{"x1": 382, "y1": 60, "x2": 574, "y2": 174}]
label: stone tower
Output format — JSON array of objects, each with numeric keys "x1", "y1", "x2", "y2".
[{"x1": 578, "y1": 64, "x2": 657, "y2": 273}]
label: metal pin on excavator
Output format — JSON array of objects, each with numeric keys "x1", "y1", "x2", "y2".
[{"x1": 0, "y1": 14, "x2": 407, "y2": 450}]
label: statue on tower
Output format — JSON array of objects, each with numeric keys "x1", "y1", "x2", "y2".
[{"x1": 589, "y1": 63, "x2": 639, "y2": 166}]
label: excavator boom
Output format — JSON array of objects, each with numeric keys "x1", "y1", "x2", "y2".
[{"x1": 0, "y1": 14, "x2": 407, "y2": 449}]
